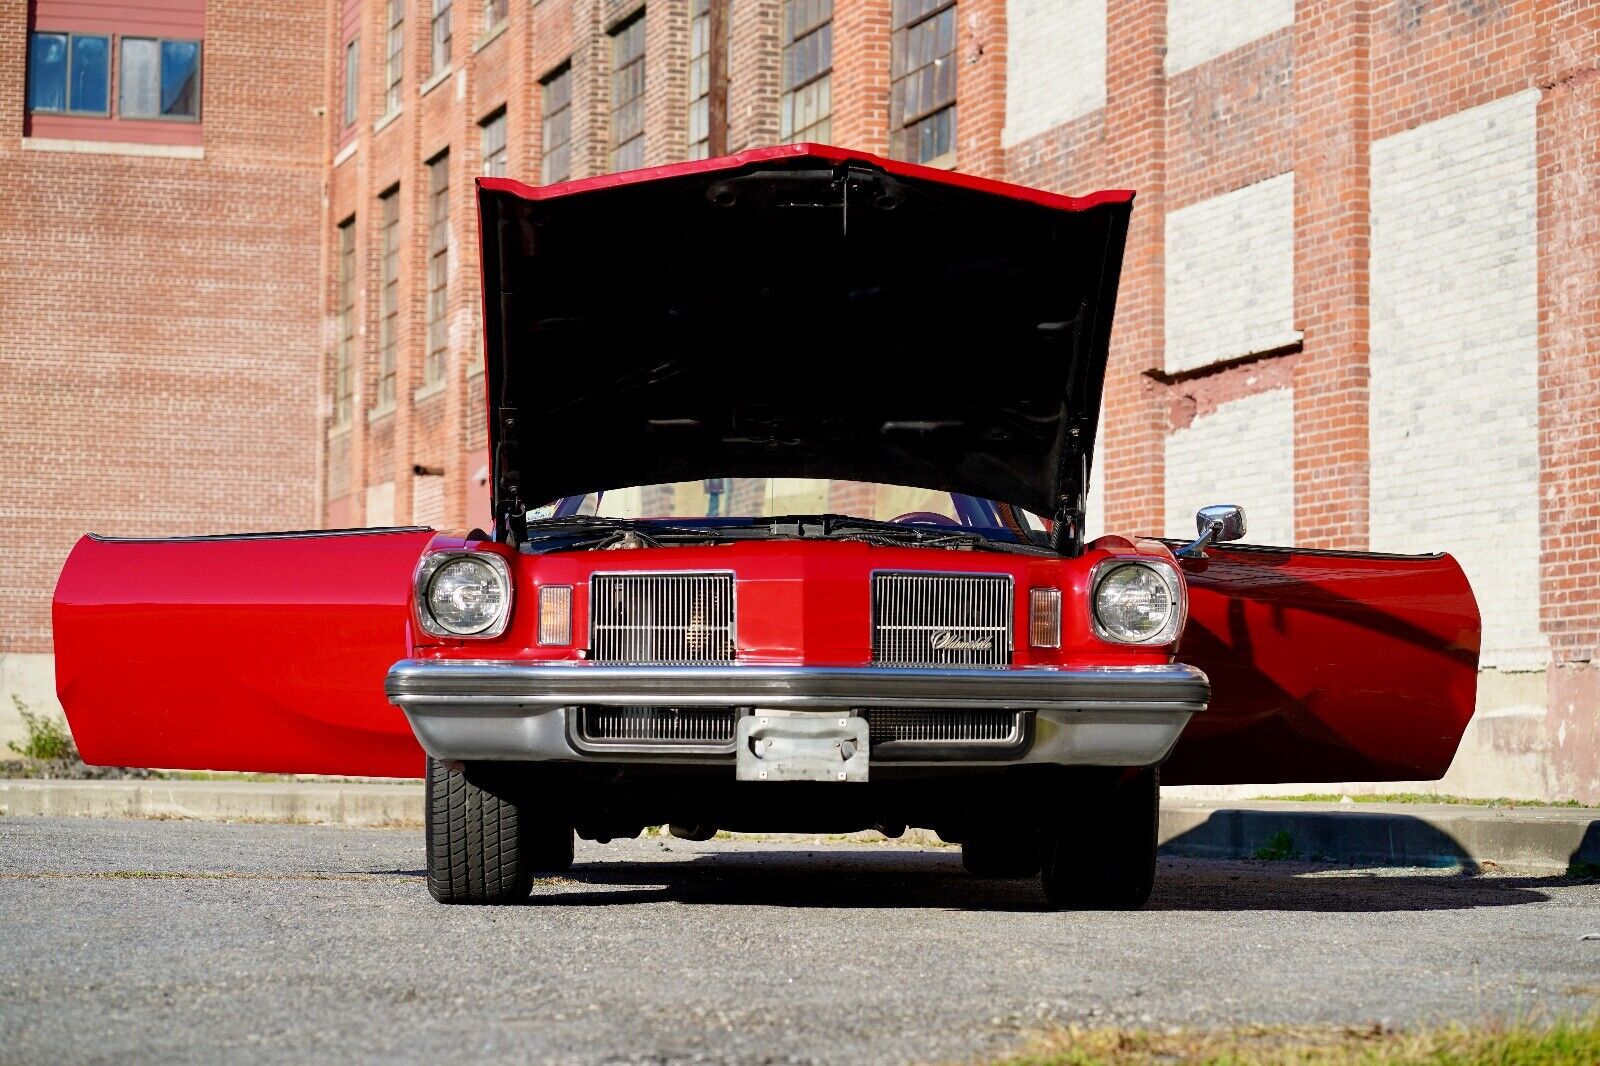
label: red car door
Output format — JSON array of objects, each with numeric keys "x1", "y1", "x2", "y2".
[
  {"x1": 1164, "y1": 543, "x2": 1481, "y2": 785},
  {"x1": 53, "y1": 529, "x2": 434, "y2": 778}
]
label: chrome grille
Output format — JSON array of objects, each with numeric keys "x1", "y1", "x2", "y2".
[
  {"x1": 578, "y1": 706, "x2": 738, "y2": 745},
  {"x1": 862, "y1": 709, "x2": 1023, "y2": 746},
  {"x1": 590, "y1": 572, "x2": 736, "y2": 664},
  {"x1": 871, "y1": 572, "x2": 1013, "y2": 667}
]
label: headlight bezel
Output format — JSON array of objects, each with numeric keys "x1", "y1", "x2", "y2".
[
  {"x1": 414, "y1": 551, "x2": 514, "y2": 639},
  {"x1": 1089, "y1": 558, "x2": 1186, "y2": 646}
]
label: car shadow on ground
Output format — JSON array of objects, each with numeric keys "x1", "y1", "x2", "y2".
[{"x1": 398, "y1": 847, "x2": 1565, "y2": 913}]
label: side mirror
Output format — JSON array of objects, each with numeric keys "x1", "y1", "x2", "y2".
[
  {"x1": 1196, "y1": 504, "x2": 1246, "y2": 543},
  {"x1": 1176, "y1": 504, "x2": 1246, "y2": 558}
]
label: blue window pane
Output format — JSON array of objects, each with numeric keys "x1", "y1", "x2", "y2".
[
  {"x1": 27, "y1": 32, "x2": 67, "y2": 112},
  {"x1": 69, "y1": 34, "x2": 110, "y2": 113},
  {"x1": 161, "y1": 40, "x2": 200, "y2": 117}
]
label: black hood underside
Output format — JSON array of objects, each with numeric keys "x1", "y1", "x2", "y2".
[{"x1": 477, "y1": 147, "x2": 1131, "y2": 552}]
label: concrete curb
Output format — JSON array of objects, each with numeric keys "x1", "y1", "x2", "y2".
[
  {"x1": 2, "y1": 781, "x2": 1596, "y2": 873},
  {"x1": 1158, "y1": 798, "x2": 1600, "y2": 874},
  {"x1": 0, "y1": 779, "x2": 423, "y2": 827}
]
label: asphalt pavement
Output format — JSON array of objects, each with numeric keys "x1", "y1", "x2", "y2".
[{"x1": 2, "y1": 817, "x2": 1597, "y2": 1065}]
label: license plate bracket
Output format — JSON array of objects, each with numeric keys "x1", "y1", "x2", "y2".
[{"x1": 736, "y1": 710, "x2": 869, "y2": 782}]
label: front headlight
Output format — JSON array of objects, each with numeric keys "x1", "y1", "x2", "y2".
[
  {"x1": 416, "y1": 552, "x2": 512, "y2": 638},
  {"x1": 1092, "y1": 561, "x2": 1183, "y2": 644}
]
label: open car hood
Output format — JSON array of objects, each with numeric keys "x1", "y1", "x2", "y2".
[{"x1": 476, "y1": 144, "x2": 1132, "y2": 551}]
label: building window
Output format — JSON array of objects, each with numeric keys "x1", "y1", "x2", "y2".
[
  {"x1": 483, "y1": 0, "x2": 508, "y2": 30},
  {"x1": 26, "y1": 32, "x2": 110, "y2": 115},
  {"x1": 377, "y1": 188, "x2": 401, "y2": 411},
  {"x1": 431, "y1": 0, "x2": 453, "y2": 75},
  {"x1": 609, "y1": 15, "x2": 646, "y2": 173},
  {"x1": 343, "y1": 38, "x2": 360, "y2": 128},
  {"x1": 540, "y1": 64, "x2": 573, "y2": 185},
  {"x1": 889, "y1": 0, "x2": 956, "y2": 164},
  {"x1": 385, "y1": 0, "x2": 404, "y2": 114},
  {"x1": 426, "y1": 152, "x2": 451, "y2": 387},
  {"x1": 688, "y1": 0, "x2": 712, "y2": 159},
  {"x1": 118, "y1": 38, "x2": 201, "y2": 120},
  {"x1": 480, "y1": 108, "x2": 507, "y2": 177},
  {"x1": 781, "y1": 0, "x2": 831, "y2": 143},
  {"x1": 334, "y1": 218, "x2": 357, "y2": 428}
]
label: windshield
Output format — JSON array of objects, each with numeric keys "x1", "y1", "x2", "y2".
[{"x1": 538, "y1": 479, "x2": 1043, "y2": 531}]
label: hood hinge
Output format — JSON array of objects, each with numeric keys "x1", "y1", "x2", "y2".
[
  {"x1": 1052, "y1": 421, "x2": 1090, "y2": 556},
  {"x1": 495, "y1": 405, "x2": 527, "y2": 546}
]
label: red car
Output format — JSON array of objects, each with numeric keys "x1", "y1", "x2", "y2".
[{"x1": 53, "y1": 146, "x2": 1480, "y2": 908}]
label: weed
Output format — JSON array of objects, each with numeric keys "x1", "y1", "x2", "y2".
[
  {"x1": 1568, "y1": 858, "x2": 1600, "y2": 880},
  {"x1": 1266, "y1": 792, "x2": 1594, "y2": 809},
  {"x1": 1254, "y1": 830, "x2": 1297, "y2": 861},
  {"x1": 994, "y1": 1015, "x2": 1600, "y2": 1065},
  {"x1": 6, "y1": 696, "x2": 78, "y2": 762}
]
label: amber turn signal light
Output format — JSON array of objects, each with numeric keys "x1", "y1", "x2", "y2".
[
  {"x1": 538, "y1": 585, "x2": 573, "y2": 646},
  {"x1": 1029, "y1": 587, "x2": 1061, "y2": 648}
]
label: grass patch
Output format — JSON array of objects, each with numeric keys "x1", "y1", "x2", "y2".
[
  {"x1": 1253, "y1": 830, "x2": 1297, "y2": 861},
  {"x1": 994, "y1": 1015, "x2": 1600, "y2": 1065},
  {"x1": 1264, "y1": 792, "x2": 1595, "y2": 809}
]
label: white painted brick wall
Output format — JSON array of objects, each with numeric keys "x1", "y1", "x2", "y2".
[
  {"x1": 1165, "y1": 172, "x2": 1299, "y2": 373},
  {"x1": 1165, "y1": 390, "x2": 1295, "y2": 545},
  {"x1": 1003, "y1": 0, "x2": 1105, "y2": 147},
  {"x1": 1167, "y1": 0, "x2": 1294, "y2": 74},
  {"x1": 1085, "y1": 411, "x2": 1105, "y2": 540},
  {"x1": 1370, "y1": 90, "x2": 1544, "y2": 668}
]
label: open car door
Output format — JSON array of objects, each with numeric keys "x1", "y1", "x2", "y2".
[
  {"x1": 53, "y1": 529, "x2": 433, "y2": 778},
  {"x1": 1164, "y1": 543, "x2": 1481, "y2": 785}
]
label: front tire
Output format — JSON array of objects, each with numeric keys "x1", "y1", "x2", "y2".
[
  {"x1": 425, "y1": 757, "x2": 573, "y2": 905},
  {"x1": 1040, "y1": 767, "x2": 1159, "y2": 910}
]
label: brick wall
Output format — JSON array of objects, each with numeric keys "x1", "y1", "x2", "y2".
[
  {"x1": 1166, "y1": 0, "x2": 1294, "y2": 74},
  {"x1": 7, "y1": 0, "x2": 1598, "y2": 798},
  {"x1": 1, "y1": 3, "x2": 325, "y2": 652},
  {"x1": 1370, "y1": 90, "x2": 1543, "y2": 668},
  {"x1": 1164, "y1": 389, "x2": 1296, "y2": 544},
  {"x1": 1163, "y1": 172, "x2": 1298, "y2": 372},
  {"x1": 1003, "y1": 0, "x2": 1105, "y2": 147}
]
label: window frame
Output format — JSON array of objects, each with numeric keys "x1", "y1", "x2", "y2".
[
  {"x1": 889, "y1": 0, "x2": 957, "y2": 166},
  {"x1": 687, "y1": 0, "x2": 712, "y2": 160},
  {"x1": 540, "y1": 63, "x2": 573, "y2": 186},
  {"x1": 385, "y1": 0, "x2": 405, "y2": 115},
  {"x1": 431, "y1": 0, "x2": 453, "y2": 77},
  {"x1": 117, "y1": 36, "x2": 204, "y2": 123},
  {"x1": 343, "y1": 37, "x2": 360, "y2": 129},
  {"x1": 608, "y1": 14, "x2": 647, "y2": 174},
  {"x1": 333, "y1": 217, "x2": 358, "y2": 430},
  {"x1": 424, "y1": 152, "x2": 451, "y2": 389},
  {"x1": 479, "y1": 107, "x2": 507, "y2": 178},
  {"x1": 483, "y1": 0, "x2": 509, "y2": 32},
  {"x1": 26, "y1": 30, "x2": 112, "y2": 118},
  {"x1": 780, "y1": 0, "x2": 832, "y2": 144},
  {"x1": 375, "y1": 187, "x2": 401, "y2": 414}
]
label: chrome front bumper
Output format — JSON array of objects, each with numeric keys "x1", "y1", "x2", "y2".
[{"x1": 385, "y1": 661, "x2": 1209, "y2": 768}]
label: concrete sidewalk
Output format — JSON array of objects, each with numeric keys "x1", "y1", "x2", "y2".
[{"x1": 1, "y1": 778, "x2": 1596, "y2": 874}]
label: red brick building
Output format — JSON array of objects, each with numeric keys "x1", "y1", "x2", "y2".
[
  {"x1": 1, "y1": 0, "x2": 326, "y2": 745},
  {"x1": 6, "y1": 1, "x2": 1598, "y2": 800}
]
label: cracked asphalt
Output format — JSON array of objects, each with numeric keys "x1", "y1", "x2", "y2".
[{"x1": 2, "y1": 817, "x2": 1598, "y2": 1065}]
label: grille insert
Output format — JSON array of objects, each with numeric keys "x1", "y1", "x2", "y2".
[
  {"x1": 590, "y1": 572, "x2": 736, "y2": 664},
  {"x1": 871, "y1": 572, "x2": 1014, "y2": 668},
  {"x1": 578, "y1": 706, "x2": 738, "y2": 746},
  {"x1": 862, "y1": 709, "x2": 1023, "y2": 747}
]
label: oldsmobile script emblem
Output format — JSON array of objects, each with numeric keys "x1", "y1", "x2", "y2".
[{"x1": 929, "y1": 630, "x2": 994, "y2": 652}]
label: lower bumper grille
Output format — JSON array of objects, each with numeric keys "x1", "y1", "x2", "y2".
[
  {"x1": 862, "y1": 708, "x2": 1023, "y2": 747},
  {"x1": 578, "y1": 706, "x2": 738, "y2": 746},
  {"x1": 573, "y1": 706, "x2": 1025, "y2": 752}
]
